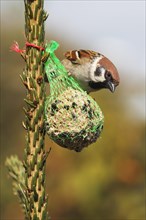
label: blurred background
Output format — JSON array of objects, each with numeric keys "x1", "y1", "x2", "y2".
[{"x1": 0, "y1": 1, "x2": 145, "y2": 220}]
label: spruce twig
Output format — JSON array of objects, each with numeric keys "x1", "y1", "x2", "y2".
[
  {"x1": 5, "y1": 156, "x2": 29, "y2": 217},
  {"x1": 6, "y1": 0, "x2": 50, "y2": 219},
  {"x1": 23, "y1": 0, "x2": 49, "y2": 219}
]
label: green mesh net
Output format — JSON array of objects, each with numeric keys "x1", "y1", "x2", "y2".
[{"x1": 44, "y1": 41, "x2": 104, "y2": 152}]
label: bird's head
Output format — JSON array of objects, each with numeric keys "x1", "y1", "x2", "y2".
[{"x1": 89, "y1": 55, "x2": 120, "y2": 92}]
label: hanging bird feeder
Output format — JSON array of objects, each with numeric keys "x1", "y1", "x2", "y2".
[{"x1": 44, "y1": 41, "x2": 104, "y2": 152}]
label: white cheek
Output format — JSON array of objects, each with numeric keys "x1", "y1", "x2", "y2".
[
  {"x1": 89, "y1": 56, "x2": 103, "y2": 82},
  {"x1": 97, "y1": 73, "x2": 106, "y2": 82}
]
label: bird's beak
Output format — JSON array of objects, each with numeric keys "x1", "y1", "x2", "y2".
[{"x1": 106, "y1": 81, "x2": 115, "y2": 93}]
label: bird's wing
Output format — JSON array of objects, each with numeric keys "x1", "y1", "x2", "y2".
[{"x1": 64, "y1": 50, "x2": 98, "y2": 64}]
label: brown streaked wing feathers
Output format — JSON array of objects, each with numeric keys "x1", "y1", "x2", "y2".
[
  {"x1": 80, "y1": 50, "x2": 97, "y2": 59},
  {"x1": 64, "y1": 50, "x2": 78, "y2": 62},
  {"x1": 64, "y1": 50, "x2": 98, "y2": 63}
]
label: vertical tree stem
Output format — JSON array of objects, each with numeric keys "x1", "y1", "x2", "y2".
[{"x1": 23, "y1": 0, "x2": 49, "y2": 219}]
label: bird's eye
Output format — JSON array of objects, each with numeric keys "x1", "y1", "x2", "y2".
[
  {"x1": 105, "y1": 71, "x2": 112, "y2": 80},
  {"x1": 94, "y1": 67, "x2": 106, "y2": 76}
]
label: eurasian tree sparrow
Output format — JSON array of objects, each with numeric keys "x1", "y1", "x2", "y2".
[{"x1": 62, "y1": 50, "x2": 120, "y2": 93}]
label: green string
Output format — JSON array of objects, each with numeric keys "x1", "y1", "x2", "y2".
[{"x1": 44, "y1": 40, "x2": 83, "y2": 96}]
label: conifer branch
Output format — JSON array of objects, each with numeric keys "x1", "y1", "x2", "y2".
[
  {"x1": 23, "y1": 0, "x2": 49, "y2": 219},
  {"x1": 6, "y1": 0, "x2": 50, "y2": 219}
]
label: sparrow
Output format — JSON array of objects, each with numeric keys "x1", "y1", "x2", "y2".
[{"x1": 61, "y1": 50, "x2": 120, "y2": 93}]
